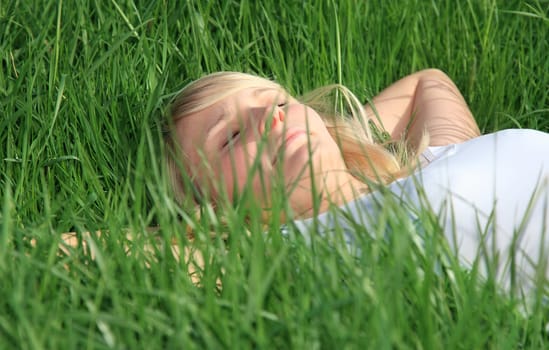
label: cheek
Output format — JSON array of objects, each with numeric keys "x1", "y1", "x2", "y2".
[
  {"x1": 218, "y1": 150, "x2": 248, "y2": 196},
  {"x1": 288, "y1": 105, "x2": 332, "y2": 141},
  {"x1": 217, "y1": 146, "x2": 273, "y2": 202},
  {"x1": 207, "y1": 144, "x2": 257, "y2": 199},
  {"x1": 305, "y1": 107, "x2": 330, "y2": 134}
]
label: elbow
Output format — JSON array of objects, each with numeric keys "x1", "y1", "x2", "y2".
[{"x1": 417, "y1": 68, "x2": 452, "y2": 81}]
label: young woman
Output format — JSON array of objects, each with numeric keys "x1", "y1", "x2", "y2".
[{"x1": 165, "y1": 69, "x2": 549, "y2": 293}]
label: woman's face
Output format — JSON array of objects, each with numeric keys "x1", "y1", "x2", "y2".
[{"x1": 175, "y1": 86, "x2": 347, "y2": 214}]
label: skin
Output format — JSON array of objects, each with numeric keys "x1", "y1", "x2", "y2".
[
  {"x1": 173, "y1": 68, "x2": 480, "y2": 284},
  {"x1": 365, "y1": 68, "x2": 480, "y2": 147},
  {"x1": 60, "y1": 69, "x2": 481, "y2": 286},
  {"x1": 175, "y1": 69, "x2": 480, "y2": 219},
  {"x1": 175, "y1": 87, "x2": 366, "y2": 218}
]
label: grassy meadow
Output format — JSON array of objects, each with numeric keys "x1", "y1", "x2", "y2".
[{"x1": 1, "y1": 0, "x2": 549, "y2": 348}]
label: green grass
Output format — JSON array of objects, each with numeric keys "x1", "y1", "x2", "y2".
[{"x1": 1, "y1": 0, "x2": 549, "y2": 348}]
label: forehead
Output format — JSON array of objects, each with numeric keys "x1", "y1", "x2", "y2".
[
  {"x1": 174, "y1": 98, "x2": 224, "y2": 166},
  {"x1": 173, "y1": 86, "x2": 286, "y2": 164}
]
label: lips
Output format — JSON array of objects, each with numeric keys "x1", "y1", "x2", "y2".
[
  {"x1": 284, "y1": 129, "x2": 306, "y2": 146},
  {"x1": 271, "y1": 128, "x2": 308, "y2": 166}
]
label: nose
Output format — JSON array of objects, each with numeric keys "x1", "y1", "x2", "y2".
[{"x1": 257, "y1": 105, "x2": 285, "y2": 135}]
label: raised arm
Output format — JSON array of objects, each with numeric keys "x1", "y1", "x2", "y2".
[{"x1": 365, "y1": 68, "x2": 480, "y2": 148}]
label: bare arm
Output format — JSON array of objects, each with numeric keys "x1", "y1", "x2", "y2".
[{"x1": 365, "y1": 68, "x2": 480, "y2": 148}]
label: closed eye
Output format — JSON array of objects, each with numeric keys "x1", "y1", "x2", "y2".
[{"x1": 222, "y1": 130, "x2": 241, "y2": 149}]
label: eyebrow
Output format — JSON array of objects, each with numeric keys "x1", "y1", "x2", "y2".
[
  {"x1": 254, "y1": 87, "x2": 286, "y2": 98},
  {"x1": 206, "y1": 105, "x2": 228, "y2": 136},
  {"x1": 254, "y1": 87, "x2": 276, "y2": 96},
  {"x1": 205, "y1": 87, "x2": 285, "y2": 138}
]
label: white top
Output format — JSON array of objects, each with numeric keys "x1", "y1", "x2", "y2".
[{"x1": 293, "y1": 129, "x2": 549, "y2": 293}]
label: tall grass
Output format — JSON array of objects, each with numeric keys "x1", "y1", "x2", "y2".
[{"x1": 1, "y1": 0, "x2": 548, "y2": 348}]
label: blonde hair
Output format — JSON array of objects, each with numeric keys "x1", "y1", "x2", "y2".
[{"x1": 164, "y1": 72, "x2": 422, "y2": 204}]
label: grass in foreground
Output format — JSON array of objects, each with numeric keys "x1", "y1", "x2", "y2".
[{"x1": 1, "y1": 0, "x2": 549, "y2": 348}]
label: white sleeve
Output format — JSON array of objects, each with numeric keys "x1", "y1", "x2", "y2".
[{"x1": 397, "y1": 129, "x2": 549, "y2": 292}]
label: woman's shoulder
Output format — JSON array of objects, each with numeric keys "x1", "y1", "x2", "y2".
[
  {"x1": 419, "y1": 128, "x2": 548, "y2": 167},
  {"x1": 466, "y1": 128, "x2": 548, "y2": 145},
  {"x1": 452, "y1": 128, "x2": 548, "y2": 151},
  {"x1": 416, "y1": 129, "x2": 548, "y2": 182},
  {"x1": 293, "y1": 129, "x2": 549, "y2": 232},
  {"x1": 404, "y1": 127, "x2": 548, "y2": 227}
]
